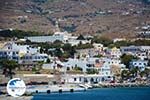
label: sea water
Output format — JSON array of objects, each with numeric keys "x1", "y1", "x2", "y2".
[{"x1": 32, "y1": 87, "x2": 150, "y2": 100}]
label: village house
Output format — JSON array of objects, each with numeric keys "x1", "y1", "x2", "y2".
[
  {"x1": 75, "y1": 48, "x2": 100, "y2": 59},
  {"x1": 136, "y1": 51, "x2": 148, "y2": 60},
  {"x1": 93, "y1": 43, "x2": 105, "y2": 55},
  {"x1": 113, "y1": 38, "x2": 126, "y2": 43},
  {"x1": 105, "y1": 47, "x2": 122, "y2": 58},
  {"x1": 120, "y1": 46, "x2": 150, "y2": 56},
  {"x1": 0, "y1": 42, "x2": 48, "y2": 63},
  {"x1": 0, "y1": 49, "x2": 19, "y2": 61},
  {"x1": 120, "y1": 46, "x2": 140, "y2": 55},
  {"x1": 42, "y1": 57, "x2": 125, "y2": 82},
  {"x1": 2, "y1": 42, "x2": 39, "y2": 55},
  {"x1": 120, "y1": 46, "x2": 150, "y2": 60},
  {"x1": 129, "y1": 60, "x2": 149, "y2": 71},
  {"x1": 61, "y1": 74, "x2": 114, "y2": 84}
]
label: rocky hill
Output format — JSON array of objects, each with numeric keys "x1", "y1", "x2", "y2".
[{"x1": 0, "y1": 0, "x2": 150, "y2": 38}]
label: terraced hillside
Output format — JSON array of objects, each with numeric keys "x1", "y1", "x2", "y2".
[{"x1": 0, "y1": 0, "x2": 150, "y2": 38}]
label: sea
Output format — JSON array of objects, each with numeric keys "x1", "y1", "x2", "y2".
[{"x1": 32, "y1": 87, "x2": 150, "y2": 100}]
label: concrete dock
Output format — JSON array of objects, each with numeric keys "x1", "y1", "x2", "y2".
[{"x1": 26, "y1": 84, "x2": 86, "y2": 93}]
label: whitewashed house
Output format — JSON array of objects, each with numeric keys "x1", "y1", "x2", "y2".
[
  {"x1": 0, "y1": 49, "x2": 19, "y2": 61},
  {"x1": 63, "y1": 58, "x2": 89, "y2": 72},
  {"x1": 61, "y1": 74, "x2": 114, "y2": 84},
  {"x1": 120, "y1": 46, "x2": 140, "y2": 55},
  {"x1": 67, "y1": 39, "x2": 91, "y2": 46},
  {"x1": 106, "y1": 47, "x2": 122, "y2": 58},
  {"x1": 2, "y1": 42, "x2": 39, "y2": 56},
  {"x1": 120, "y1": 46, "x2": 150, "y2": 58},
  {"x1": 99, "y1": 63, "x2": 112, "y2": 76},
  {"x1": 0, "y1": 42, "x2": 48, "y2": 63},
  {"x1": 129, "y1": 60, "x2": 149, "y2": 71},
  {"x1": 22, "y1": 53, "x2": 48, "y2": 62}
]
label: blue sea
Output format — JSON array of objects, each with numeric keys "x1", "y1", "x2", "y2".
[{"x1": 32, "y1": 87, "x2": 150, "y2": 100}]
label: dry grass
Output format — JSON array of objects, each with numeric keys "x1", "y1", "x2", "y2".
[{"x1": 0, "y1": 0, "x2": 149, "y2": 38}]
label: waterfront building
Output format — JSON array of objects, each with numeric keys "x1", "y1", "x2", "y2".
[
  {"x1": 63, "y1": 58, "x2": 89, "y2": 72},
  {"x1": 61, "y1": 74, "x2": 114, "y2": 84}
]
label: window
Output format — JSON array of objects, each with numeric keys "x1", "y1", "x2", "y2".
[
  {"x1": 74, "y1": 78, "x2": 77, "y2": 81},
  {"x1": 13, "y1": 52, "x2": 15, "y2": 55},
  {"x1": 79, "y1": 78, "x2": 81, "y2": 82},
  {"x1": 4, "y1": 52, "x2": 7, "y2": 55}
]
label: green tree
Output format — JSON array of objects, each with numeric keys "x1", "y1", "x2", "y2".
[
  {"x1": 62, "y1": 43, "x2": 76, "y2": 58},
  {"x1": 0, "y1": 59, "x2": 19, "y2": 79},
  {"x1": 121, "y1": 54, "x2": 138, "y2": 68},
  {"x1": 130, "y1": 67, "x2": 139, "y2": 77},
  {"x1": 92, "y1": 36, "x2": 113, "y2": 47},
  {"x1": 77, "y1": 34, "x2": 85, "y2": 40},
  {"x1": 74, "y1": 66, "x2": 83, "y2": 71},
  {"x1": 121, "y1": 70, "x2": 130, "y2": 80},
  {"x1": 140, "y1": 68, "x2": 150, "y2": 77},
  {"x1": 46, "y1": 58, "x2": 51, "y2": 63},
  {"x1": 75, "y1": 43, "x2": 93, "y2": 49},
  {"x1": 54, "y1": 48, "x2": 63, "y2": 58},
  {"x1": 86, "y1": 69, "x2": 99, "y2": 74}
]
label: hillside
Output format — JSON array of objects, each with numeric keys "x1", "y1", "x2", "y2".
[{"x1": 0, "y1": 0, "x2": 150, "y2": 38}]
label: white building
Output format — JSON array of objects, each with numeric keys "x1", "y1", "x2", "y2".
[
  {"x1": 67, "y1": 39, "x2": 91, "y2": 46},
  {"x1": 0, "y1": 49, "x2": 19, "y2": 61},
  {"x1": 61, "y1": 74, "x2": 114, "y2": 84},
  {"x1": 75, "y1": 48, "x2": 99, "y2": 58},
  {"x1": 113, "y1": 38, "x2": 126, "y2": 43},
  {"x1": 22, "y1": 53, "x2": 48, "y2": 62},
  {"x1": 129, "y1": 60, "x2": 149, "y2": 71},
  {"x1": 99, "y1": 63, "x2": 112, "y2": 76},
  {"x1": 2, "y1": 42, "x2": 39, "y2": 56},
  {"x1": 120, "y1": 46, "x2": 140, "y2": 55},
  {"x1": 136, "y1": 52, "x2": 148, "y2": 60},
  {"x1": 63, "y1": 58, "x2": 89, "y2": 72},
  {"x1": 0, "y1": 42, "x2": 48, "y2": 63},
  {"x1": 120, "y1": 46, "x2": 150, "y2": 57},
  {"x1": 106, "y1": 47, "x2": 122, "y2": 58}
]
